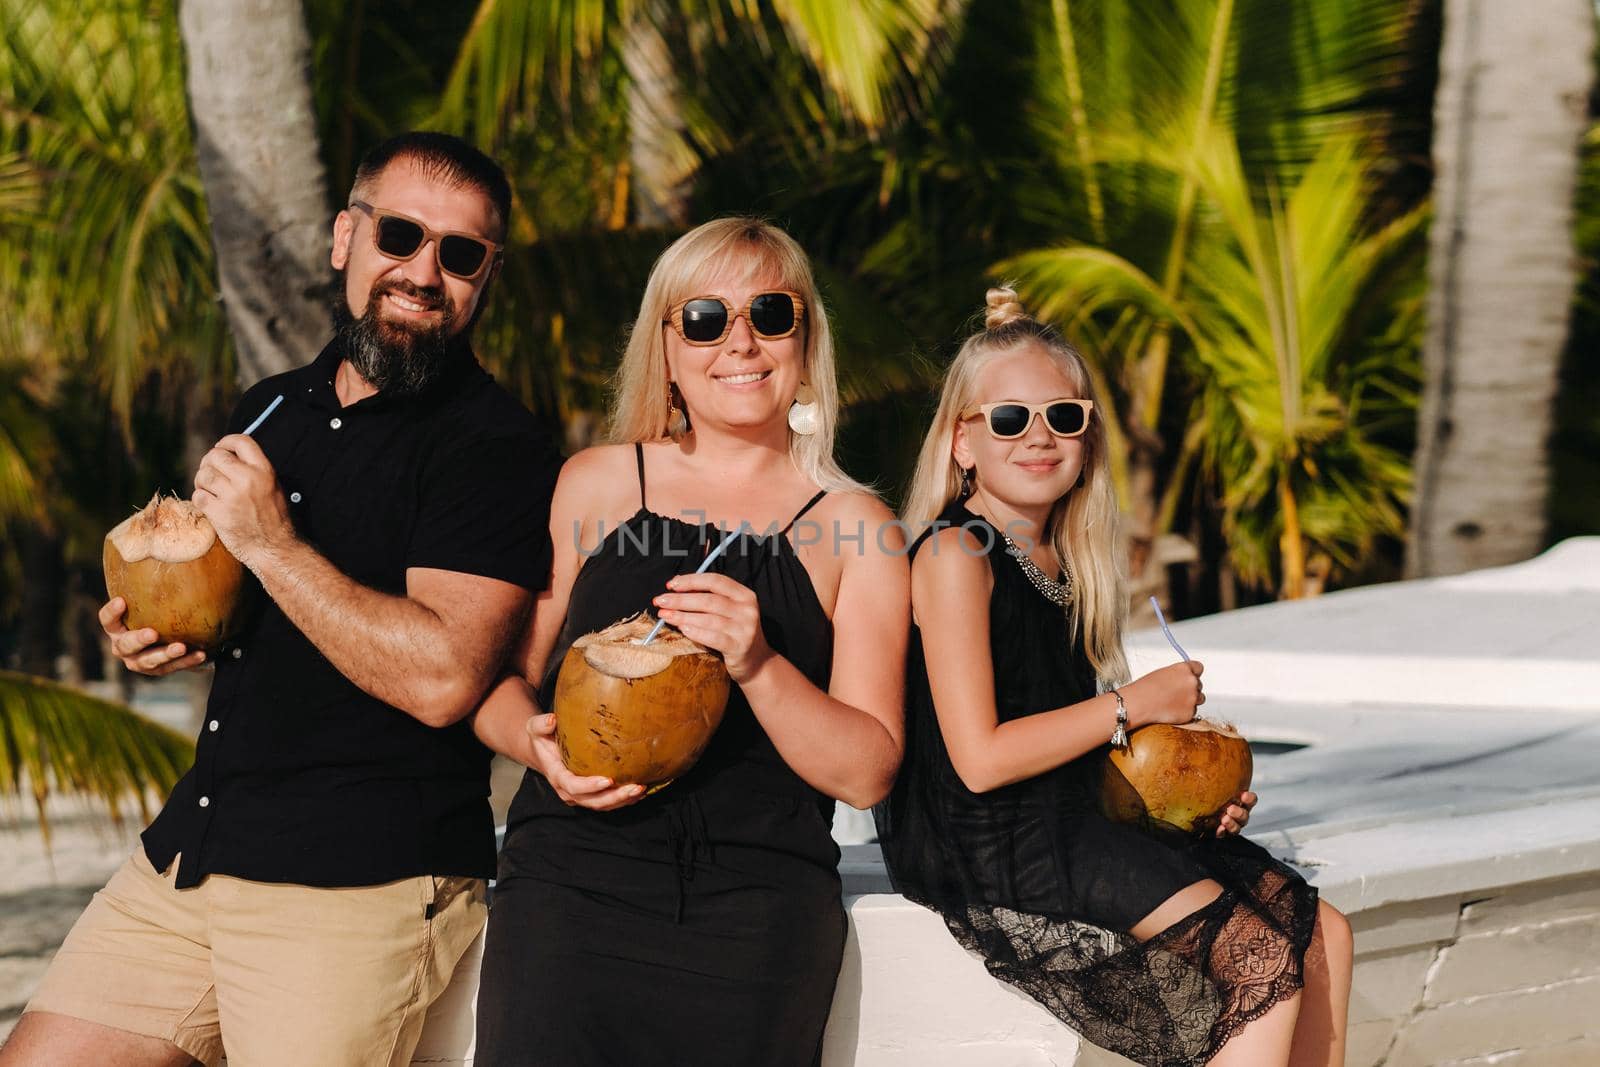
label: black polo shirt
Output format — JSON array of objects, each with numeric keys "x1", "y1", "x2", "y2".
[{"x1": 142, "y1": 337, "x2": 560, "y2": 889}]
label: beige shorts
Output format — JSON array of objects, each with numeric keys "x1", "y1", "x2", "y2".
[{"x1": 25, "y1": 847, "x2": 485, "y2": 1067}]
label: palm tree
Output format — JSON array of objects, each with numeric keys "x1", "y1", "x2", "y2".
[
  {"x1": 0, "y1": 0, "x2": 212, "y2": 818},
  {"x1": 0, "y1": 0, "x2": 229, "y2": 424},
  {"x1": 429, "y1": 0, "x2": 964, "y2": 445},
  {"x1": 1407, "y1": 0, "x2": 1595, "y2": 577},
  {"x1": 995, "y1": 0, "x2": 1429, "y2": 603},
  {"x1": 178, "y1": 0, "x2": 333, "y2": 387},
  {"x1": 1002, "y1": 129, "x2": 1424, "y2": 599}
]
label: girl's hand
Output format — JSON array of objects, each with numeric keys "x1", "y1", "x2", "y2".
[
  {"x1": 1216, "y1": 790, "x2": 1256, "y2": 838},
  {"x1": 1123, "y1": 660, "x2": 1205, "y2": 728},
  {"x1": 526, "y1": 713, "x2": 647, "y2": 811},
  {"x1": 651, "y1": 571, "x2": 773, "y2": 683}
]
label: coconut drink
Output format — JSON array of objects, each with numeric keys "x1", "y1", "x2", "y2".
[
  {"x1": 552, "y1": 612, "x2": 731, "y2": 791},
  {"x1": 1102, "y1": 720, "x2": 1253, "y2": 835},
  {"x1": 103, "y1": 493, "x2": 246, "y2": 653}
]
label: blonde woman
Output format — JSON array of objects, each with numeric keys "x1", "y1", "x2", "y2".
[
  {"x1": 874, "y1": 289, "x2": 1352, "y2": 1066},
  {"x1": 470, "y1": 218, "x2": 908, "y2": 1066}
]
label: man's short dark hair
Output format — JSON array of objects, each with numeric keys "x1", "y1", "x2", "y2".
[{"x1": 349, "y1": 132, "x2": 512, "y2": 242}]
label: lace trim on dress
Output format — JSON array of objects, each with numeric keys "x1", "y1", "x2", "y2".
[{"x1": 917, "y1": 861, "x2": 1313, "y2": 1067}]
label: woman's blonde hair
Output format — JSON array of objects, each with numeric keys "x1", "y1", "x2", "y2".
[
  {"x1": 902, "y1": 286, "x2": 1130, "y2": 685},
  {"x1": 608, "y1": 217, "x2": 866, "y2": 494}
]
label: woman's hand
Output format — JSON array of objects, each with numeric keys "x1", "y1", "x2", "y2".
[
  {"x1": 1216, "y1": 790, "x2": 1256, "y2": 838},
  {"x1": 1122, "y1": 660, "x2": 1205, "y2": 729},
  {"x1": 651, "y1": 571, "x2": 773, "y2": 683},
  {"x1": 525, "y1": 713, "x2": 647, "y2": 811}
]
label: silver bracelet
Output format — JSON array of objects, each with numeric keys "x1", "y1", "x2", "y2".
[{"x1": 1109, "y1": 688, "x2": 1128, "y2": 749}]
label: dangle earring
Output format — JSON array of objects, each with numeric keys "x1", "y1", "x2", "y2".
[
  {"x1": 959, "y1": 465, "x2": 974, "y2": 498},
  {"x1": 665, "y1": 380, "x2": 690, "y2": 438},
  {"x1": 787, "y1": 381, "x2": 819, "y2": 436}
]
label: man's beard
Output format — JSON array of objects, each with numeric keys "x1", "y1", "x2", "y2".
[{"x1": 332, "y1": 278, "x2": 464, "y2": 398}]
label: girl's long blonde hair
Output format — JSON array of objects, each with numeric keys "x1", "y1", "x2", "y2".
[
  {"x1": 608, "y1": 217, "x2": 866, "y2": 494},
  {"x1": 902, "y1": 287, "x2": 1130, "y2": 686}
]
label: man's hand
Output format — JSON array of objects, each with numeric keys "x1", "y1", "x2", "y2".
[
  {"x1": 98, "y1": 596, "x2": 207, "y2": 676},
  {"x1": 193, "y1": 434, "x2": 295, "y2": 568}
]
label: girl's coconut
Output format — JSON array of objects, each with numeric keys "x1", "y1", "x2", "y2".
[
  {"x1": 103, "y1": 494, "x2": 245, "y2": 653},
  {"x1": 552, "y1": 612, "x2": 731, "y2": 790},
  {"x1": 1102, "y1": 719, "x2": 1253, "y2": 835}
]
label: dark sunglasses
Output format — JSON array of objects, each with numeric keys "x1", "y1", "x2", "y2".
[
  {"x1": 348, "y1": 200, "x2": 501, "y2": 280},
  {"x1": 662, "y1": 291, "x2": 806, "y2": 345},
  {"x1": 959, "y1": 398, "x2": 1095, "y2": 439}
]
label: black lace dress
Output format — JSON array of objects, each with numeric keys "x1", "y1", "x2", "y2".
[
  {"x1": 874, "y1": 501, "x2": 1318, "y2": 1067},
  {"x1": 476, "y1": 444, "x2": 844, "y2": 1067}
]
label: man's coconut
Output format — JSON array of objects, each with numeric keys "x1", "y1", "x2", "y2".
[
  {"x1": 552, "y1": 612, "x2": 731, "y2": 790},
  {"x1": 103, "y1": 494, "x2": 245, "y2": 653},
  {"x1": 1102, "y1": 719, "x2": 1253, "y2": 835}
]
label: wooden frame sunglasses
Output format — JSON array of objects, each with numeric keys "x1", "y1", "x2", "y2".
[
  {"x1": 959, "y1": 398, "x2": 1095, "y2": 439},
  {"x1": 348, "y1": 200, "x2": 502, "y2": 280},
  {"x1": 662, "y1": 290, "x2": 807, "y2": 345}
]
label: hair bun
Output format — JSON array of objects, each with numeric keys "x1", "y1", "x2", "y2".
[{"x1": 984, "y1": 286, "x2": 1029, "y2": 330}]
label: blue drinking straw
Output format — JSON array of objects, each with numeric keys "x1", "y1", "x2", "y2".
[
  {"x1": 241, "y1": 394, "x2": 284, "y2": 436},
  {"x1": 1148, "y1": 595, "x2": 1192, "y2": 663},
  {"x1": 639, "y1": 525, "x2": 745, "y2": 646}
]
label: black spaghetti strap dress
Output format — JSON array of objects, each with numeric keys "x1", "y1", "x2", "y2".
[
  {"x1": 874, "y1": 500, "x2": 1319, "y2": 1067},
  {"x1": 477, "y1": 444, "x2": 845, "y2": 1067}
]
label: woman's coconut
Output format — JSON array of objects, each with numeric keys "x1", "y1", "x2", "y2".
[
  {"x1": 103, "y1": 494, "x2": 245, "y2": 653},
  {"x1": 1102, "y1": 719, "x2": 1253, "y2": 835},
  {"x1": 552, "y1": 612, "x2": 731, "y2": 790}
]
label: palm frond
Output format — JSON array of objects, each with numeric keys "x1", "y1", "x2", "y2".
[
  {"x1": 0, "y1": 0, "x2": 226, "y2": 425},
  {"x1": 0, "y1": 670, "x2": 194, "y2": 849}
]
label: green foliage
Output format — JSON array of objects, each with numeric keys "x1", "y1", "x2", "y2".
[
  {"x1": 0, "y1": 1, "x2": 1453, "y2": 685},
  {"x1": 0, "y1": 0, "x2": 230, "y2": 424},
  {"x1": 0, "y1": 670, "x2": 193, "y2": 848},
  {"x1": 997, "y1": 0, "x2": 1431, "y2": 597}
]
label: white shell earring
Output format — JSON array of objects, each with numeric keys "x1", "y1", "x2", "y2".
[{"x1": 787, "y1": 381, "x2": 819, "y2": 436}]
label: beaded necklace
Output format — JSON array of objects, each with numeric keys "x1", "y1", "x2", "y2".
[{"x1": 1000, "y1": 533, "x2": 1073, "y2": 608}]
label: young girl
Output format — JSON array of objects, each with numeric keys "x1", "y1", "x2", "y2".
[{"x1": 876, "y1": 289, "x2": 1352, "y2": 1067}]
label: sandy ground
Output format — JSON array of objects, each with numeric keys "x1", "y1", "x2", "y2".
[{"x1": 0, "y1": 799, "x2": 145, "y2": 1040}]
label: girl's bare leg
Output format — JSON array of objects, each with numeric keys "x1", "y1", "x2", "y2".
[
  {"x1": 1288, "y1": 902, "x2": 1354, "y2": 1067},
  {"x1": 1130, "y1": 880, "x2": 1302, "y2": 1067}
]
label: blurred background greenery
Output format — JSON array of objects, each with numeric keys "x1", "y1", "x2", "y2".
[{"x1": 1, "y1": 0, "x2": 1595, "y2": 814}]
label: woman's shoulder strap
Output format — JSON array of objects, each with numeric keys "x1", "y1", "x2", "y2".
[
  {"x1": 634, "y1": 441, "x2": 647, "y2": 508},
  {"x1": 780, "y1": 489, "x2": 829, "y2": 535}
]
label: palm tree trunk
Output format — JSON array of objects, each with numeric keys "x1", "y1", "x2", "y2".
[
  {"x1": 1407, "y1": 0, "x2": 1594, "y2": 577},
  {"x1": 178, "y1": 0, "x2": 333, "y2": 390},
  {"x1": 1278, "y1": 474, "x2": 1305, "y2": 600},
  {"x1": 623, "y1": 8, "x2": 692, "y2": 228}
]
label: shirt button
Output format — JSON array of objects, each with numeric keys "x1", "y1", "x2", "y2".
[
  {"x1": 199, "y1": 796, "x2": 211, "y2": 808},
  {"x1": 231, "y1": 647, "x2": 243, "y2": 660},
  {"x1": 208, "y1": 720, "x2": 219, "y2": 732},
  {"x1": 329, "y1": 417, "x2": 343, "y2": 429},
  {"x1": 289, "y1": 492, "x2": 302, "y2": 503}
]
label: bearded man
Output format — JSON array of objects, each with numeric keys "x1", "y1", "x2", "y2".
[{"x1": 4, "y1": 133, "x2": 560, "y2": 1067}]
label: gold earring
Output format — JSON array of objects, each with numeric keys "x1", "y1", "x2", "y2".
[{"x1": 665, "y1": 380, "x2": 689, "y2": 438}]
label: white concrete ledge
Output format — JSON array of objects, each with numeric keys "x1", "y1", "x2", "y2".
[{"x1": 410, "y1": 540, "x2": 1600, "y2": 1065}]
